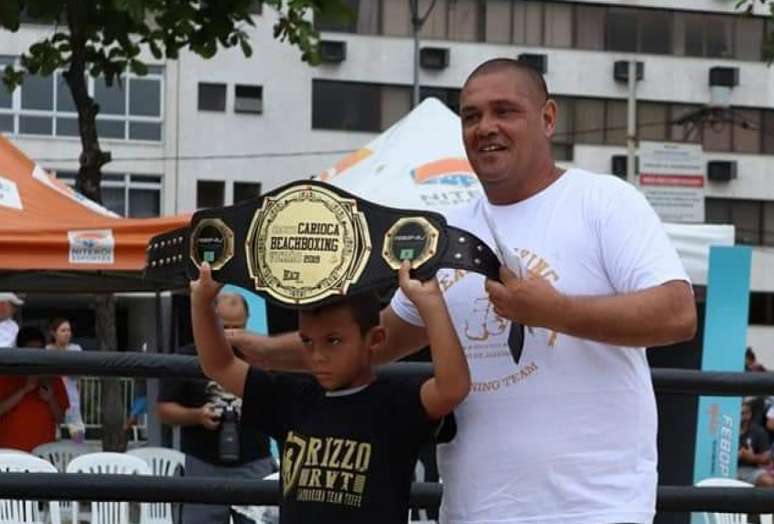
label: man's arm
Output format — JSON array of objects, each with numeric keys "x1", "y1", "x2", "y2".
[
  {"x1": 0, "y1": 378, "x2": 36, "y2": 416},
  {"x1": 157, "y1": 401, "x2": 220, "y2": 430},
  {"x1": 487, "y1": 269, "x2": 696, "y2": 347},
  {"x1": 397, "y1": 263, "x2": 469, "y2": 421},
  {"x1": 191, "y1": 263, "x2": 249, "y2": 397},
  {"x1": 227, "y1": 304, "x2": 430, "y2": 370},
  {"x1": 225, "y1": 330, "x2": 307, "y2": 371}
]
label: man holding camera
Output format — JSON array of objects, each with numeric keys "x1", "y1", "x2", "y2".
[{"x1": 158, "y1": 292, "x2": 274, "y2": 524}]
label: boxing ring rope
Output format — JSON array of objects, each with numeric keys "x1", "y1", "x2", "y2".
[
  {"x1": 1, "y1": 348, "x2": 774, "y2": 396},
  {"x1": 2, "y1": 348, "x2": 774, "y2": 513}
]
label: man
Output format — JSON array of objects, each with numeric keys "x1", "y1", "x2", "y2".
[
  {"x1": 0, "y1": 293, "x2": 23, "y2": 348},
  {"x1": 157, "y1": 292, "x2": 274, "y2": 524},
  {"x1": 228, "y1": 59, "x2": 697, "y2": 523},
  {"x1": 738, "y1": 400, "x2": 774, "y2": 486}
]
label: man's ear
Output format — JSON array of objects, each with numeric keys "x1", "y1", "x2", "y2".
[{"x1": 542, "y1": 98, "x2": 558, "y2": 139}]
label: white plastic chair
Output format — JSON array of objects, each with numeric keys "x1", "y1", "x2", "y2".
[
  {"x1": 33, "y1": 440, "x2": 100, "y2": 520},
  {"x1": 126, "y1": 447, "x2": 185, "y2": 524},
  {"x1": 32, "y1": 441, "x2": 100, "y2": 473},
  {"x1": 695, "y1": 477, "x2": 773, "y2": 524},
  {"x1": 0, "y1": 453, "x2": 62, "y2": 524},
  {"x1": 66, "y1": 452, "x2": 151, "y2": 524}
]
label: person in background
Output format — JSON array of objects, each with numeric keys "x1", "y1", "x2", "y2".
[
  {"x1": 0, "y1": 326, "x2": 69, "y2": 451},
  {"x1": 738, "y1": 400, "x2": 774, "y2": 487},
  {"x1": 47, "y1": 318, "x2": 85, "y2": 442},
  {"x1": 157, "y1": 292, "x2": 275, "y2": 524},
  {"x1": 746, "y1": 347, "x2": 767, "y2": 372},
  {"x1": 0, "y1": 293, "x2": 23, "y2": 348}
]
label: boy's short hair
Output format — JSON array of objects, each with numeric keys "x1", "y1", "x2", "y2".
[{"x1": 301, "y1": 292, "x2": 381, "y2": 335}]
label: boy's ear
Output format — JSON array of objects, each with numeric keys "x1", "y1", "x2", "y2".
[{"x1": 366, "y1": 326, "x2": 387, "y2": 352}]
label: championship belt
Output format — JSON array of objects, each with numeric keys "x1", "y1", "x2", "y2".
[{"x1": 145, "y1": 180, "x2": 524, "y2": 359}]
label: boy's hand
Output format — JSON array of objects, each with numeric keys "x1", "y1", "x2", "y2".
[
  {"x1": 190, "y1": 262, "x2": 223, "y2": 306},
  {"x1": 398, "y1": 261, "x2": 442, "y2": 309}
]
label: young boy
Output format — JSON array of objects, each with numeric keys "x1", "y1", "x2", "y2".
[{"x1": 191, "y1": 260, "x2": 470, "y2": 524}]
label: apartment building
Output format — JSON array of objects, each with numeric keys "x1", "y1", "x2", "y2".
[{"x1": 2, "y1": 0, "x2": 773, "y2": 358}]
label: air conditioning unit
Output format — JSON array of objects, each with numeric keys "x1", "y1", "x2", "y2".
[
  {"x1": 611, "y1": 155, "x2": 639, "y2": 178},
  {"x1": 709, "y1": 67, "x2": 739, "y2": 87},
  {"x1": 420, "y1": 47, "x2": 449, "y2": 70},
  {"x1": 320, "y1": 40, "x2": 346, "y2": 63},
  {"x1": 517, "y1": 53, "x2": 547, "y2": 74},
  {"x1": 611, "y1": 155, "x2": 627, "y2": 178},
  {"x1": 613, "y1": 60, "x2": 644, "y2": 82},
  {"x1": 707, "y1": 160, "x2": 737, "y2": 182}
]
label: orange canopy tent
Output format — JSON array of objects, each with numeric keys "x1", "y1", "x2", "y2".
[{"x1": 0, "y1": 135, "x2": 188, "y2": 292}]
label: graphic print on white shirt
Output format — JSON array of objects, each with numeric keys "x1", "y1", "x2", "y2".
[{"x1": 390, "y1": 169, "x2": 690, "y2": 524}]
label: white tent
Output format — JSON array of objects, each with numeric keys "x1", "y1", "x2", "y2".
[{"x1": 321, "y1": 98, "x2": 733, "y2": 286}]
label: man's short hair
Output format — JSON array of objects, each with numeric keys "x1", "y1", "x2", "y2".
[
  {"x1": 464, "y1": 57, "x2": 549, "y2": 103},
  {"x1": 17, "y1": 326, "x2": 46, "y2": 348},
  {"x1": 301, "y1": 292, "x2": 381, "y2": 336}
]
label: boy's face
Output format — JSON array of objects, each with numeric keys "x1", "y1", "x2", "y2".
[{"x1": 298, "y1": 305, "x2": 383, "y2": 391}]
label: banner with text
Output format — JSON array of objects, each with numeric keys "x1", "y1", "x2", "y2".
[{"x1": 639, "y1": 141, "x2": 705, "y2": 223}]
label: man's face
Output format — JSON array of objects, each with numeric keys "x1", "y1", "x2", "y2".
[
  {"x1": 0, "y1": 301, "x2": 14, "y2": 321},
  {"x1": 216, "y1": 293, "x2": 247, "y2": 330},
  {"x1": 460, "y1": 69, "x2": 556, "y2": 196}
]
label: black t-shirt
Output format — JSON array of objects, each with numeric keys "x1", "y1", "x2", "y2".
[
  {"x1": 738, "y1": 423, "x2": 770, "y2": 467},
  {"x1": 158, "y1": 344, "x2": 271, "y2": 466},
  {"x1": 241, "y1": 368, "x2": 436, "y2": 524}
]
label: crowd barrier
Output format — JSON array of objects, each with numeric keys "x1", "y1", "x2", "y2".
[{"x1": 2, "y1": 348, "x2": 774, "y2": 514}]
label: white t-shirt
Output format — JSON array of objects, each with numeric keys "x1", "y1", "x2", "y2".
[
  {"x1": 47, "y1": 343, "x2": 84, "y2": 425},
  {"x1": 391, "y1": 169, "x2": 690, "y2": 524},
  {"x1": 0, "y1": 319, "x2": 19, "y2": 348}
]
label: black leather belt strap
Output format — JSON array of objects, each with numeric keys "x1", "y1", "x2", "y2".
[{"x1": 145, "y1": 179, "x2": 524, "y2": 360}]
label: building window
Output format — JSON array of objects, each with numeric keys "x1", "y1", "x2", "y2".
[
  {"x1": 56, "y1": 172, "x2": 162, "y2": 217},
  {"x1": 749, "y1": 292, "x2": 774, "y2": 326},
  {"x1": 607, "y1": 7, "x2": 638, "y2": 53},
  {"x1": 313, "y1": 80, "x2": 389, "y2": 132},
  {"x1": 705, "y1": 198, "x2": 772, "y2": 247},
  {"x1": 198, "y1": 82, "x2": 226, "y2": 112},
  {"x1": 234, "y1": 85, "x2": 263, "y2": 114},
  {"x1": 575, "y1": 4, "x2": 605, "y2": 50},
  {"x1": 312, "y1": 80, "x2": 460, "y2": 132},
  {"x1": 638, "y1": 102, "x2": 668, "y2": 142},
  {"x1": 543, "y1": 2, "x2": 573, "y2": 48},
  {"x1": 197, "y1": 180, "x2": 224, "y2": 209},
  {"x1": 573, "y1": 98, "x2": 605, "y2": 145},
  {"x1": 484, "y1": 0, "x2": 511, "y2": 44},
  {"x1": 311, "y1": 1, "x2": 767, "y2": 61},
  {"x1": 733, "y1": 108, "x2": 762, "y2": 154},
  {"x1": 1, "y1": 60, "x2": 163, "y2": 141},
  {"x1": 317, "y1": 0, "x2": 379, "y2": 34},
  {"x1": 233, "y1": 182, "x2": 262, "y2": 203}
]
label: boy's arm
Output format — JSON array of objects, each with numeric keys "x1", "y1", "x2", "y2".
[
  {"x1": 191, "y1": 262, "x2": 249, "y2": 398},
  {"x1": 397, "y1": 263, "x2": 470, "y2": 421}
]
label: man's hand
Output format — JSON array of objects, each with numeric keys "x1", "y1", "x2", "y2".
[
  {"x1": 190, "y1": 262, "x2": 223, "y2": 307},
  {"x1": 37, "y1": 381, "x2": 53, "y2": 402},
  {"x1": 485, "y1": 266, "x2": 565, "y2": 327},
  {"x1": 198, "y1": 402, "x2": 220, "y2": 431},
  {"x1": 398, "y1": 261, "x2": 443, "y2": 312},
  {"x1": 23, "y1": 377, "x2": 38, "y2": 394}
]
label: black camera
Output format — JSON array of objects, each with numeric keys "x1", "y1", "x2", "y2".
[{"x1": 218, "y1": 405, "x2": 240, "y2": 463}]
